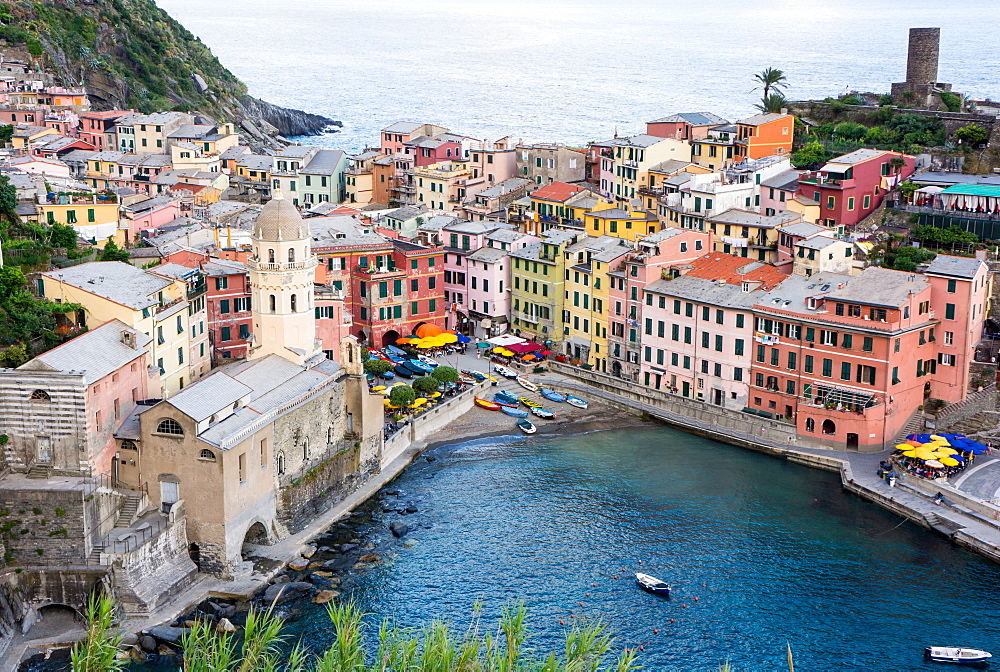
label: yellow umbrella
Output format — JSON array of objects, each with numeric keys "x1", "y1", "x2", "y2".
[
  {"x1": 427, "y1": 391, "x2": 442, "y2": 398},
  {"x1": 895, "y1": 444, "x2": 913, "y2": 451},
  {"x1": 902, "y1": 450, "x2": 919, "y2": 458},
  {"x1": 500, "y1": 348, "x2": 515, "y2": 357},
  {"x1": 493, "y1": 346, "x2": 507, "y2": 353},
  {"x1": 936, "y1": 447, "x2": 958, "y2": 455},
  {"x1": 940, "y1": 457, "x2": 960, "y2": 467},
  {"x1": 415, "y1": 397, "x2": 427, "y2": 404},
  {"x1": 383, "y1": 401, "x2": 399, "y2": 409},
  {"x1": 913, "y1": 451, "x2": 937, "y2": 460},
  {"x1": 373, "y1": 385, "x2": 386, "y2": 391},
  {"x1": 441, "y1": 333, "x2": 458, "y2": 344}
]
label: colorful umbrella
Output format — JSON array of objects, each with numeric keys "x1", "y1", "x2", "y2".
[
  {"x1": 493, "y1": 346, "x2": 507, "y2": 353},
  {"x1": 940, "y1": 457, "x2": 960, "y2": 467},
  {"x1": 477, "y1": 342, "x2": 491, "y2": 348},
  {"x1": 457, "y1": 335, "x2": 472, "y2": 343},
  {"x1": 895, "y1": 444, "x2": 913, "y2": 451},
  {"x1": 924, "y1": 460, "x2": 945, "y2": 468},
  {"x1": 523, "y1": 354, "x2": 537, "y2": 361},
  {"x1": 499, "y1": 348, "x2": 515, "y2": 357},
  {"x1": 902, "y1": 450, "x2": 919, "y2": 458}
]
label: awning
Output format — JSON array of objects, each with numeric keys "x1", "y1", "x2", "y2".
[
  {"x1": 820, "y1": 163, "x2": 852, "y2": 174},
  {"x1": 486, "y1": 334, "x2": 525, "y2": 347},
  {"x1": 916, "y1": 185, "x2": 944, "y2": 195},
  {"x1": 506, "y1": 341, "x2": 544, "y2": 354}
]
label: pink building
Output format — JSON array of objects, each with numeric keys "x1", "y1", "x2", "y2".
[
  {"x1": 759, "y1": 168, "x2": 801, "y2": 216},
  {"x1": 924, "y1": 255, "x2": 991, "y2": 403},
  {"x1": 637, "y1": 252, "x2": 784, "y2": 405},
  {"x1": 2, "y1": 320, "x2": 158, "y2": 477},
  {"x1": 465, "y1": 228, "x2": 540, "y2": 338},
  {"x1": 608, "y1": 228, "x2": 715, "y2": 382},
  {"x1": 441, "y1": 219, "x2": 504, "y2": 332},
  {"x1": 315, "y1": 283, "x2": 351, "y2": 362},
  {"x1": 202, "y1": 259, "x2": 253, "y2": 362},
  {"x1": 120, "y1": 196, "x2": 181, "y2": 244},
  {"x1": 645, "y1": 112, "x2": 728, "y2": 141},
  {"x1": 80, "y1": 110, "x2": 131, "y2": 151}
]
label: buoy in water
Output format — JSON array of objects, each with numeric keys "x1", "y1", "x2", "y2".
[
  {"x1": 639, "y1": 646, "x2": 645, "y2": 651},
  {"x1": 653, "y1": 629, "x2": 659, "y2": 634},
  {"x1": 694, "y1": 597, "x2": 699, "y2": 601},
  {"x1": 559, "y1": 620, "x2": 564, "y2": 625},
  {"x1": 592, "y1": 583, "x2": 597, "y2": 587},
  {"x1": 578, "y1": 602, "x2": 584, "y2": 607},
  {"x1": 669, "y1": 618, "x2": 675, "y2": 623},
  {"x1": 682, "y1": 604, "x2": 688, "y2": 608},
  {"x1": 585, "y1": 593, "x2": 590, "y2": 597}
]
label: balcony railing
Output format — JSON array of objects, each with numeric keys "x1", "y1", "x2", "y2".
[{"x1": 246, "y1": 258, "x2": 318, "y2": 272}]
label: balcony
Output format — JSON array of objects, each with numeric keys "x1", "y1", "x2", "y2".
[
  {"x1": 186, "y1": 280, "x2": 206, "y2": 300},
  {"x1": 246, "y1": 258, "x2": 318, "y2": 272}
]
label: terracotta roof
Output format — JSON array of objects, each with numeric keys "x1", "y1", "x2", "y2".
[
  {"x1": 682, "y1": 252, "x2": 787, "y2": 290},
  {"x1": 530, "y1": 181, "x2": 584, "y2": 203}
]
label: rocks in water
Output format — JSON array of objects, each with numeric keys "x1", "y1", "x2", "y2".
[
  {"x1": 390, "y1": 521, "x2": 409, "y2": 538},
  {"x1": 384, "y1": 490, "x2": 400, "y2": 496},
  {"x1": 405, "y1": 502, "x2": 418, "y2": 514},
  {"x1": 307, "y1": 573, "x2": 333, "y2": 587},
  {"x1": 128, "y1": 646, "x2": 147, "y2": 662},
  {"x1": 302, "y1": 544, "x2": 318, "y2": 558},
  {"x1": 216, "y1": 618, "x2": 237, "y2": 633},
  {"x1": 272, "y1": 575, "x2": 290, "y2": 584},
  {"x1": 425, "y1": 456, "x2": 437, "y2": 462},
  {"x1": 339, "y1": 543, "x2": 358, "y2": 553},
  {"x1": 313, "y1": 590, "x2": 340, "y2": 604},
  {"x1": 120, "y1": 632, "x2": 139, "y2": 647},
  {"x1": 159, "y1": 644, "x2": 177, "y2": 656},
  {"x1": 351, "y1": 511, "x2": 365, "y2": 518},
  {"x1": 362, "y1": 542, "x2": 375, "y2": 550},
  {"x1": 139, "y1": 635, "x2": 157, "y2": 653},
  {"x1": 358, "y1": 553, "x2": 380, "y2": 563},
  {"x1": 263, "y1": 581, "x2": 314, "y2": 605},
  {"x1": 288, "y1": 557, "x2": 310, "y2": 571},
  {"x1": 149, "y1": 625, "x2": 190, "y2": 645},
  {"x1": 403, "y1": 539, "x2": 418, "y2": 548}
]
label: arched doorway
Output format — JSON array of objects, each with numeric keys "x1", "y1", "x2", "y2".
[
  {"x1": 188, "y1": 542, "x2": 201, "y2": 570},
  {"x1": 356, "y1": 329, "x2": 368, "y2": 343},
  {"x1": 241, "y1": 521, "x2": 270, "y2": 559},
  {"x1": 821, "y1": 419, "x2": 836, "y2": 435},
  {"x1": 32, "y1": 604, "x2": 81, "y2": 638},
  {"x1": 382, "y1": 329, "x2": 401, "y2": 349},
  {"x1": 611, "y1": 361, "x2": 622, "y2": 378}
]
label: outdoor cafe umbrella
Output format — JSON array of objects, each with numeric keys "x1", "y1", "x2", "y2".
[
  {"x1": 940, "y1": 457, "x2": 960, "y2": 467},
  {"x1": 477, "y1": 342, "x2": 491, "y2": 348},
  {"x1": 902, "y1": 450, "x2": 920, "y2": 458},
  {"x1": 924, "y1": 460, "x2": 945, "y2": 469},
  {"x1": 457, "y1": 335, "x2": 472, "y2": 343}
]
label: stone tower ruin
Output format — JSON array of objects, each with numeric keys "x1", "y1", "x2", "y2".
[{"x1": 891, "y1": 27, "x2": 955, "y2": 109}]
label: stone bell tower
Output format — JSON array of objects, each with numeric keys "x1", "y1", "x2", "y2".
[{"x1": 247, "y1": 192, "x2": 320, "y2": 366}]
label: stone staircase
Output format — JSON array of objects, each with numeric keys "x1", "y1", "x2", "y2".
[
  {"x1": 25, "y1": 463, "x2": 52, "y2": 479},
  {"x1": 117, "y1": 493, "x2": 143, "y2": 527},
  {"x1": 943, "y1": 412, "x2": 996, "y2": 436},
  {"x1": 87, "y1": 544, "x2": 104, "y2": 565},
  {"x1": 892, "y1": 411, "x2": 927, "y2": 445}
]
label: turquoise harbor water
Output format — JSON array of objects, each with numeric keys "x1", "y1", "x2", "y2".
[{"x1": 265, "y1": 426, "x2": 1000, "y2": 671}]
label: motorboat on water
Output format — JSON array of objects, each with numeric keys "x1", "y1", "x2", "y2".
[
  {"x1": 530, "y1": 406, "x2": 556, "y2": 419},
  {"x1": 501, "y1": 405, "x2": 529, "y2": 418},
  {"x1": 493, "y1": 364, "x2": 517, "y2": 379},
  {"x1": 924, "y1": 647, "x2": 993, "y2": 665},
  {"x1": 566, "y1": 394, "x2": 588, "y2": 409},
  {"x1": 517, "y1": 418, "x2": 536, "y2": 434},
  {"x1": 541, "y1": 388, "x2": 565, "y2": 403},
  {"x1": 517, "y1": 377, "x2": 539, "y2": 392},
  {"x1": 635, "y1": 573, "x2": 671, "y2": 597}
]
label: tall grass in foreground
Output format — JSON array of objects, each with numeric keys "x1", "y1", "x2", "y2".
[{"x1": 71, "y1": 593, "x2": 125, "y2": 672}]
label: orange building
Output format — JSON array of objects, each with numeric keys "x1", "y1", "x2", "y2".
[{"x1": 734, "y1": 113, "x2": 794, "y2": 161}]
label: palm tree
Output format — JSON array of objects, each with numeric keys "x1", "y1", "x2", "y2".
[
  {"x1": 756, "y1": 92, "x2": 789, "y2": 114},
  {"x1": 753, "y1": 67, "x2": 787, "y2": 100}
]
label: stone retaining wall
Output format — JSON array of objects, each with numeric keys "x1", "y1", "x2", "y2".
[
  {"x1": 381, "y1": 383, "x2": 487, "y2": 468},
  {"x1": 932, "y1": 384, "x2": 998, "y2": 430}
]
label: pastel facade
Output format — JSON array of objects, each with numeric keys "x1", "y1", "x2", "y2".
[
  {"x1": 733, "y1": 113, "x2": 794, "y2": 161},
  {"x1": 797, "y1": 149, "x2": 915, "y2": 227}
]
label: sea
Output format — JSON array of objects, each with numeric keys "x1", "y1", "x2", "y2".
[
  {"x1": 106, "y1": 426, "x2": 1000, "y2": 671},
  {"x1": 156, "y1": 0, "x2": 998, "y2": 152}
]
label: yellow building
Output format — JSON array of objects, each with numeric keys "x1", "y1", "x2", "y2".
[
  {"x1": 37, "y1": 261, "x2": 209, "y2": 396},
  {"x1": 786, "y1": 194, "x2": 822, "y2": 223},
  {"x1": 562, "y1": 235, "x2": 631, "y2": 371},
  {"x1": 414, "y1": 161, "x2": 470, "y2": 213},
  {"x1": 582, "y1": 201, "x2": 659, "y2": 241},
  {"x1": 37, "y1": 194, "x2": 123, "y2": 247},
  {"x1": 610, "y1": 135, "x2": 691, "y2": 204},
  {"x1": 707, "y1": 208, "x2": 802, "y2": 263},
  {"x1": 170, "y1": 143, "x2": 222, "y2": 172},
  {"x1": 345, "y1": 150, "x2": 385, "y2": 205},
  {"x1": 11, "y1": 125, "x2": 58, "y2": 151},
  {"x1": 528, "y1": 181, "x2": 600, "y2": 231}
]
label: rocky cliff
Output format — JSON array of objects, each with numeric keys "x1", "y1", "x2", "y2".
[{"x1": 0, "y1": 0, "x2": 340, "y2": 147}]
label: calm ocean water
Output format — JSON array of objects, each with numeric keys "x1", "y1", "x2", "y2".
[
  {"x1": 282, "y1": 427, "x2": 1000, "y2": 670},
  {"x1": 157, "y1": 0, "x2": 997, "y2": 152}
]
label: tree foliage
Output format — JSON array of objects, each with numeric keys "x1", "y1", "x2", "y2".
[
  {"x1": 388, "y1": 384, "x2": 416, "y2": 409},
  {"x1": 412, "y1": 376, "x2": 439, "y2": 395},
  {"x1": 98, "y1": 238, "x2": 130, "y2": 262},
  {"x1": 431, "y1": 365, "x2": 459, "y2": 385},
  {"x1": 363, "y1": 359, "x2": 393, "y2": 375},
  {"x1": 954, "y1": 124, "x2": 989, "y2": 146},
  {"x1": 753, "y1": 67, "x2": 787, "y2": 100},
  {"x1": 756, "y1": 92, "x2": 788, "y2": 114},
  {"x1": 910, "y1": 224, "x2": 978, "y2": 246},
  {"x1": 791, "y1": 141, "x2": 829, "y2": 169},
  {"x1": 47, "y1": 223, "x2": 79, "y2": 249}
]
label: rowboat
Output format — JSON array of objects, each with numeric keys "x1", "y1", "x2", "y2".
[
  {"x1": 540, "y1": 388, "x2": 565, "y2": 403},
  {"x1": 461, "y1": 369, "x2": 487, "y2": 382},
  {"x1": 501, "y1": 405, "x2": 529, "y2": 418},
  {"x1": 417, "y1": 354, "x2": 439, "y2": 367},
  {"x1": 459, "y1": 373, "x2": 478, "y2": 384},
  {"x1": 924, "y1": 647, "x2": 992, "y2": 664},
  {"x1": 566, "y1": 395, "x2": 588, "y2": 409},
  {"x1": 493, "y1": 364, "x2": 517, "y2": 379},
  {"x1": 380, "y1": 371, "x2": 395, "y2": 380},
  {"x1": 530, "y1": 407, "x2": 555, "y2": 419},
  {"x1": 474, "y1": 397, "x2": 501, "y2": 411},
  {"x1": 392, "y1": 365, "x2": 413, "y2": 379},
  {"x1": 516, "y1": 377, "x2": 539, "y2": 392},
  {"x1": 409, "y1": 359, "x2": 434, "y2": 373},
  {"x1": 494, "y1": 390, "x2": 519, "y2": 406},
  {"x1": 635, "y1": 573, "x2": 670, "y2": 597},
  {"x1": 519, "y1": 396, "x2": 542, "y2": 408},
  {"x1": 517, "y1": 418, "x2": 536, "y2": 434}
]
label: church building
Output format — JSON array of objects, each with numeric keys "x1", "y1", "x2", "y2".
[{"x1": 115, "y1": 194, "x2": 383, "y2": 576}]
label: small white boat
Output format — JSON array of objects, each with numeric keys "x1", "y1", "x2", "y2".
[
  {"x1": 635, "y1": 573, "x2": 670, "y2": 597},
  {"x1": 530, "y1": 406, "x2": 556, "y2": 419},
  {"x1": 517, "y1": 418, "x2": 536, "y2": 434},
  {"x1": 566, "y1": 394, "x2": 588, "y2": 409},
  {"x1": 493, "y1": 364, "x2": 517, "y2": 379},
  {"x1": 924, "y1": 647, "x2": 993, "y2": 664},
  {"x1": 516, "y1": 376, "x2": 539, "y2": 392}
]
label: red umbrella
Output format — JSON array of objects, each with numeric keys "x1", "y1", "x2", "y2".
[{"x1": 540, "y1": 350, "x2": 552, "y2": 356}]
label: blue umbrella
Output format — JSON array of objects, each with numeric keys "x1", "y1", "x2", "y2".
[
  {"x1": 950, "y1": 454, "x2": 966, "y2": 462},
  {"x1": 913, "y1": 434, "x2": 933, "y2": 443},
  {"x1": 457, "y1": 335, "x2": 472, "y2": 343}
]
